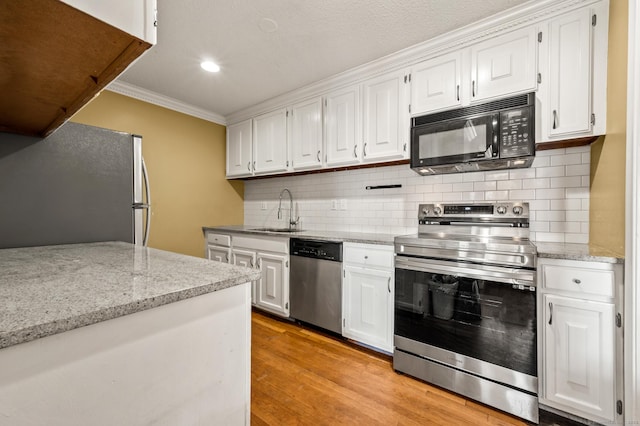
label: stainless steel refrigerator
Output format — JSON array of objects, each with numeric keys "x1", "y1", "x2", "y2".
[{"x1": 0, "y1": 122, "x2": 151, "y2": 249}]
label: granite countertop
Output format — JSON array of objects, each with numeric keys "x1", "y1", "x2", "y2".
[
  {"x1": 203, "y1": 225, "x2": 625, "y2": 263},
  {"x1": 0, "y1": 241, "x2": 261, "y2": 350},
  {"x1": 534, "y1": 242, "x2": 624, "y2": 264},
  {"x1": 203, "y1": 225, "x2": 396, "y2": 245}
]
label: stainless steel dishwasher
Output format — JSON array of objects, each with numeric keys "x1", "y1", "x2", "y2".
[{"x1": 289, "y1": 238, "x2": 343, "y2": 334}]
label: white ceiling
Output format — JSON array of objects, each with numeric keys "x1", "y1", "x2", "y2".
[{"x1": 117, "y1": 0, "x2": 529, "y2": 119}]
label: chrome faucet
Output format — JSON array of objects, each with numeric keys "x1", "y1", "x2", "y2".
[{"x1": 277, "y1": 188, "x2": 299, "y2": 230}]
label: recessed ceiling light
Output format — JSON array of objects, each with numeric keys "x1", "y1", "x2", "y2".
[{"x1": 201, "y1": 61, "x2": 220, "y2": 73}]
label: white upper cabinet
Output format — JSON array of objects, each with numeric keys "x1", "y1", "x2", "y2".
[
  {"x1": 410, "y1": 51, "x2": 463, "y2": 115},
  {"x1": 60, "y1": 0, "x2": 157, "y2": 44},
  {"x1": 548, "y1": 9, "x2": 593, "y2": 136},
  {"x1": 537, "y1": 2, "x2": 608, "y2": 142},
  {"x1": 325, "y1": 85, "x2": 361, "y2": 167},
  {"x1": 224, "y1": 0, "x2": 609, "y2": 177},
  {"x1": 411, "y1": 27, "x2": 536, "y2": 116},
  {"x1": 290, "y1": 97, "x2": 323, "y2": 171},
  {"x1": 253, "y1": 109, "x2": 289, "y2": 175},
  {"x1": 362, "y1": 70, "x2": 410, "y2": 162},
  {"x1": 226, "y1": 119, "x2": 253, "y2": 177},
  {"x1": 470, "y1": 26, "x2": 538, "y2": 102}
]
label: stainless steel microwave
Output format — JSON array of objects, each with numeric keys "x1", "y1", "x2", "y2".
[{"x1": 410, "y1": 92, "x2": 535, "y2": 175}]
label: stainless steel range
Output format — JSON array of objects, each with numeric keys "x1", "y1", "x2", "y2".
[{"x1": 393, "y1": 202, "x2": 538, "y2": 423}]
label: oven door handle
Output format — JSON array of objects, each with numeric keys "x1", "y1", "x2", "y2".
[{"x1": 395, "y1": 256, "x2": 535, "y2": 287}]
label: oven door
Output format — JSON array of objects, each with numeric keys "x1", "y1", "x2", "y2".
[
  {"x1": 411, "y1": 113, "x2": 499, "y2": 168},
  {"x1": 394, "y1": 255, "x2": 537, "y2": 393}
]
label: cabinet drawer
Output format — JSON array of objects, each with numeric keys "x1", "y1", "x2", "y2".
[
  {"x1": 344, "y1": 243, "x2": 394, "y2": 269},
  {"x1": 206, "y1": 232, "x2": 231, "y2": 247},
  {"x1": 540, "y1": 259, "x2": 617, "y2": 298},
  {"x1": 233, "y1": 235, "x2": 288, "y2": 254}
]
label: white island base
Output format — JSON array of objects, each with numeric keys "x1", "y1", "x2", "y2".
[{"x1": 0, "y1": 283, "x2": 251, "y2": 426}]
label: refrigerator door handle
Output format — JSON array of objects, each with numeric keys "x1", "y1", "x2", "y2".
[{"x1": 141, "y1": 156, "x2": 151, "y2": 246}]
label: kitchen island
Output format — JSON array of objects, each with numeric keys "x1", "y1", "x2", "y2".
[{"x1": 0, "y1": 241, "x2": 260, "y2": 425}]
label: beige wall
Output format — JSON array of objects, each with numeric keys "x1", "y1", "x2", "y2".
[
  {"x1": 71, "y1": 91, "x2": 244, "y2": 258},
  {"x1": 590, "y1": 0, "x2": 628, "y2": 256}
]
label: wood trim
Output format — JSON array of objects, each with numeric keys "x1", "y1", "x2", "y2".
[
  {"x1": 237, "y1": 135, "x2": 602, "y2": 180},
  {"x1": 535, "y1": 136, "x2": 600, "y2": 151},
  {"x1": 45, "y1": 39, "x2": 151, "y2": 137},
  {"x1": 236, "y1": 159, "x2": 410, "y2": 181},
  {"x1": 0, "y1": 0, "x2": 152, "y2": 137}
]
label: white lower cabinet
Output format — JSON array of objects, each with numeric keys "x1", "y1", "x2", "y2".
[
  {"x1": 256, "y1": 251, "x2": 289, "y2": 317},
  {"x1": 342, "y1": 242, "x2": 394, "y2": 353},
  {"x1": 232, "y1": 247, "x2": 257, "y2": 305},
  {"x1": 205, "y1": 231, "x2": 289, "y2": 316},
  {"x1": 204, "y1": 232, "x2": 231, "y2": 263},
  {"x1": 538, "y1": 257, "x2": 623, "y2": 424}
]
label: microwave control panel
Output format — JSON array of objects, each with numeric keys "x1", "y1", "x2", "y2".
[{"x1": 499, "y1": 106, "x2": 534, "y2": 158}]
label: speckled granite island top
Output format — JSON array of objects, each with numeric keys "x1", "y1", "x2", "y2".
[
  {"x1": 0, "y1": 241, "x2": 261, "y2": 350},
  {"x1": 203, "y1": 225, "x2": 396, "y2": 245}
]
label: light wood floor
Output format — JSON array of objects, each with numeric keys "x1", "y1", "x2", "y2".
[{"x1": 251, "y1": 311, "x2": 579, "y2": 426}]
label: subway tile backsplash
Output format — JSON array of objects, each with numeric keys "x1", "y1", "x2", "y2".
[{"x1": 244, "y1": 146, "x2": 591, "y2": 244}]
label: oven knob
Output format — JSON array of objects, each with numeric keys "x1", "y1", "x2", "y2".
[
  {"x1": 513, "y1": 205, "x2": 524, "y2": 215},
  {"x1": 433, "y1": 206, "x2": 442, "y2": 216},
  {"x1": 496, "y1": 205, "x2": 507, "y2": 215},
  {"x1": 422, "y1": 208, "x2": 429, "y2": 216}
]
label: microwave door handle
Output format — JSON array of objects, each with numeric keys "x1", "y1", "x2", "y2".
[{"x1": 491, "y1": 115, "x2": 499, "y2": 158}]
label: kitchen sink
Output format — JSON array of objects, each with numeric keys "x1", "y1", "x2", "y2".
[{"x1": 250, "y1": 227, "x2": 305, "y2": 233}]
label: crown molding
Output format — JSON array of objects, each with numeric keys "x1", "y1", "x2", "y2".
[
  {"x1": 106, "y1": 81, "x2": 226, "y2": 125},
  {"x1": 225, "y1": 0, "x2": 604, "y2": 125}
]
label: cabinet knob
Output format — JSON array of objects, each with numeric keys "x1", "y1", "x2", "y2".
[
  {"x1": 572, "y1": 278, "x2": 581, "y2": 284},
  {"x1": 364, "y1": 255, "x2": 368, "y2": 259}
]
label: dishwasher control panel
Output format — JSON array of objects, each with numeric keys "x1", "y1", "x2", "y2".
[{"x1": 290, "y1": 238, "x2": 343, "y2": 262}]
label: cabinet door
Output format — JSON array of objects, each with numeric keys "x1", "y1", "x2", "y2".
[
  {"x1": 547, "y1": 8, "x2": 592, "y2": 137},
  {"x1": 290, "y1": 98, "x2": 323, "y2": 170},
  {"x1": 471, "y1": 26, "x2": 537, "y2": 101},
  {"x1": 226, "y1": 119, "x2": 253, "y2": 177},
  {"x1": 325, "y1": 85, "x2": 361, "y2": 166},
  {"x1": 343, "y1": 265, "x2": 393, "y2": 353},
  {"x1": 410, "y1": 51, "x2": 463, "y2": 115},
  {"x1": 232, "y1": 248, "x2": 256, "y2": 269},
  {"x1": 253, "y1": 109, "x2": 288, "y2": 174},
  {"x1": 233, "y1": 248, "x2": 257, "y2": 305},
  {"x1": 362, "y1": 70, "x2": 409, "y2": 162},
  {"x1": 207, "y1": 245, "x2": 230, "y2": 263},
  {"x1": 256, "y1": 252, "x2": 289, "y2": 317},
  {"x1": 542, "y1": 294, "x2": 616, "y2": 422}
]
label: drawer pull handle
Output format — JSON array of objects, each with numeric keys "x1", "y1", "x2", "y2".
[
  {"x1": 548, "y1": 302, "x2": 553, "y2": 325},
  {"x1": 572, "y1": 278, "x2": 581, "y2": 284},
  {"x1": 387, "y1": 277, "x2": 391, "y2": 293}
]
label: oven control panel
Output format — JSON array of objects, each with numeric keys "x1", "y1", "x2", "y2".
[{"x1": 419, "y1": 202, "x2": 529, "y2": 224}]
